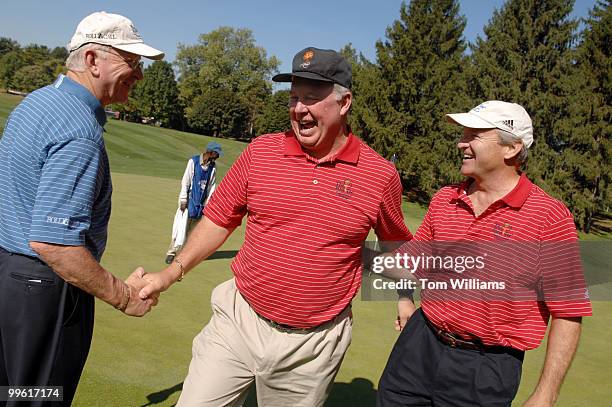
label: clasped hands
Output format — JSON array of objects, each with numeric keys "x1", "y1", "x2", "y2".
[{"x1": 120, "y1": 267, "x2": 175, "y2": 317}]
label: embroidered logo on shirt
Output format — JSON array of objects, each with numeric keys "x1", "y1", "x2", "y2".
[
  {"x1": 335, "y1": 179, "x2": 353, "y2": 199},
  {"x1": 46, "y1": 216, "x2": 80, "y2": 229},
  {"x1": 493, "y1": 222, "x2": 512, "y2": 238}
]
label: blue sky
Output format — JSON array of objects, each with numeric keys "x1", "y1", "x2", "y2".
[{"x1": 1, "y1": 0, "x2": 597, "y2": 75}]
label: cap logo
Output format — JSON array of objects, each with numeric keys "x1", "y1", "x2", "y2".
[
  {"x1": 300, "y1": 50, "x2": 314, "y2": 69},
  {"x1": 471, "y1": 103, "x2": 488, "y2": 113},
  {"x1": 501, "y1": 119, "x2": 514, "y2": 129},
  {"x1": 129, "y1": 23, "x2": 142, "y2": 40},
  {"x1": 86, "y1": 32, "x2": 117, "y2": 40}
]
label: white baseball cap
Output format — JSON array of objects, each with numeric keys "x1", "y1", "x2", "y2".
[
  {"x1": 68, "y1": 11, "x2": 164, "y2": 60},
  {"x1": 445, "y1": 101, "x2": 534, "y2": 148}
]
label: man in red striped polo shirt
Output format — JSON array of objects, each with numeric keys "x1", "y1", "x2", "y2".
[
  {"x1": 140, "y1": 47, "x2": 412, "y2": 406},
  {"x1": 377, "y1": 101, "x2": 592, "y2": 406}
]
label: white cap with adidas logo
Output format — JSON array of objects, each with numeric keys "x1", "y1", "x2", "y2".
[{"x1": 445, "y1": 101, "x2": 534, "y2": 148}]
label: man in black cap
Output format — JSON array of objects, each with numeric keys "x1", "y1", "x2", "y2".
[{"x1": 139, "y1": 47, "x2": 412, "y2": 406}]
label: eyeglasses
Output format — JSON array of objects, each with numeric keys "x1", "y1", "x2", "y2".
[{"x1": 97, "y1": 49, "x2": 143, "y2": 71}]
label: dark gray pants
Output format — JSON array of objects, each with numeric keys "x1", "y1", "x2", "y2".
[
  {"x1": 0, "y1": 247, "x2": 94, "y2": 406},
  {"x1": 377, "y1": 309, "x2": 523, "y2": 407}
]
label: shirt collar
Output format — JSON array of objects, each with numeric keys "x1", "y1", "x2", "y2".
[
  {"x1": 452, "y1": 173, "x2": 532, "y2": 209},
  {"x1": 53, "y1": 74, "x2": 107, "y2": 127},
  {"x1": 500, "y1": 173, "x2": 532, "y2": 208},
  {"x1": 283, "y1": 130, "x2": 360, "y2": 164}
]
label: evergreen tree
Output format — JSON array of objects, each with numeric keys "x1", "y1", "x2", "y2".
[
  {"x1": 133, "y1": 61, "x2": 183, "y2": 128},
  {"x1": 373, "y1": 0, "x2": 470, "y2": 198},
  {"x1": 341, "y1": 44, "x2": 401, "y2": 157},
  {"x1": 553, "y1": 0, "x2": 611, "y2": 231},
  {"x1": 469, "y1": 0, "x2": 579, "y2": 193}
]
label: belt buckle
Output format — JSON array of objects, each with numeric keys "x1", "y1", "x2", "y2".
[
  {"x1": 269, "y1": 320, "x2": 287, "y2": 332},
  {"x1": 442, "y1": 331, "x2": 457, "y2": 347}
]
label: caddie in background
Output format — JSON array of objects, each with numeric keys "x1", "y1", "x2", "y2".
[
  {"x1": 165, "y1": 141, "x2": 223, "y2": 264},
  {"x1": 0, "y1": 11, "x2": 163, "y2": 405},
  {"x1": 377, "y1": 101, "x2": 592, "y2": 406},
  {"x1": 139, "y1": 47, "x2": 413, "y2": 406}
]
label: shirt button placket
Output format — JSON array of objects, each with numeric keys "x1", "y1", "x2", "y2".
[
  {"x1": 314, "y1": 162, "x2": 323, "y2": 184},
  {"x1": 311, "y1": 163, "x2": 321, "y2": 197}
]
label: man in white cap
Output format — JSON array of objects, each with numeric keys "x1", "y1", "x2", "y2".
[
  {"x1": 0, "y1": 11, "x2": 163, "y2": 405},
  {"x1": 377, "y1": 101, "x2": 592, "y2": 406}
]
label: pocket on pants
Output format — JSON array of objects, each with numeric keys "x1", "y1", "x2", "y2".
[
  {"x1": 9, "y1": 271, "x2": 56, "y2": 295},
  {"x1": 474, "y1": 353, "x2": 522, "y2": 405},
  {"x1": 329, "y1": 314, "x2": 353, "y2": 362},
  {"x1": 210, "y1": 279, "x2": 234, "y2": 306},
  {"x1": 62, "y1": 286, "x2": 82, "y2": 327}
]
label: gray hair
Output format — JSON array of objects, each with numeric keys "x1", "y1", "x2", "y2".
[
  {"x1": 333, "y1": 83, "x2": 351, "y2": 102},
  {"x1": 65, "y1": 43, "x2": 112, "y2": 72},
  {"x1": 497, "y1": 129, "x2": 528, "y2": 165}
]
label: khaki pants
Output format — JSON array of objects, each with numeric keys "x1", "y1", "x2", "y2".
[{"x1": 177, "y1": 279, "x2": 353, "y2": 407}]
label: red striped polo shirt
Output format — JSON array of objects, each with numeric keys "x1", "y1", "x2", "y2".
[
  {"x1": 205, "y1": 131, "x2": 412, "y2": 328},
  {"x1": 415, "y1": 173, "x2": 592, "y2": 350}
]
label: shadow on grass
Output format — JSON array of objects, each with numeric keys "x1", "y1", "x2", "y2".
[
  {"x1": 207, "y1": 250, "x2": 239, "y2": 260},
  {"x1": 592, "y1": 212, "x2": 612, "y2": 237},
  {"x1": 243, "y1": 377, "x2": 377, "y2": 406},
  {"x1": 142, "y1": 377, "x2": 376, "y2": 406},
  {"x1": 141, "y1": 382, "x2": 182, "y2": 406}
]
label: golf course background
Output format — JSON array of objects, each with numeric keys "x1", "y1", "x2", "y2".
[{"x1": 1, "y1": 92, "x2": 610, "y2": 406}]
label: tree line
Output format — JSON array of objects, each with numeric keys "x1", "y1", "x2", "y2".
[
  {"x1": 0, "y1": 0, "x2": 608, "y2": 232},
  {"x1": 0, "y1": 38, "x2": 67, "y2": 93},
  {"x1": 344, "y1": 0, "x2": 609, "y2": 233}
]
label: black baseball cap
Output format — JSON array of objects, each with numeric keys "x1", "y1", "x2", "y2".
[{"x1": 272, "y1": 47, "x2": 352, "y2": 89}]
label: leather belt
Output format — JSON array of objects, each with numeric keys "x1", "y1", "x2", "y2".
[
  {"x1": 254, "y1": 304, "x2": 351, "y2": 334},
  {"x1": 257, "y1": 314, "x2": 317, "y2": 334},
  {"x1": 423, "y1": 311, "x2": 524, "y2": 360}
]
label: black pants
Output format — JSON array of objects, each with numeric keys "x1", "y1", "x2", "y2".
[
  {"x1": 0, "y1": 247, "x2": 94, "y2": 406},
  {"x1": 377, "y1": 309, "x2": 523, "y2": 407}
]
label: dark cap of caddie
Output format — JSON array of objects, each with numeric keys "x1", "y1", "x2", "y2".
[{"x1": 272, "y1": 47, "x2": 352, "y2": 89}]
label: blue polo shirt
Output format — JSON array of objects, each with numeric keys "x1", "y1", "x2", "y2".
[{"x1": 0, "y1": 74, "x2": 112, "y2": 261}]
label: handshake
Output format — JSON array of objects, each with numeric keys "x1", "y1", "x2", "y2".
[{"x1": 118, "y1": 266, "x2": 176, "y2": 317}]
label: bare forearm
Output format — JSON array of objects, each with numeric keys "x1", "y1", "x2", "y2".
[
  {"x1": 165, "y1": 216, "x2": 233, "y2": 281},
  {"x1": 30, "y1": 242, "x2": 124, "y2": 308},
  {"x1": 528, "y1": 317, "x2": 582, "y2": 405}
]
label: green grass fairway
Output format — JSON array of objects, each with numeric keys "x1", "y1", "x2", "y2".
[{"x1": 1, "y1": 91, "x2": 610, "y2": 406}]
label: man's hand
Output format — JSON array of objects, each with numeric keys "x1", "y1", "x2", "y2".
[
  {"x1": 137, "y1": 217, "x2": 235, "y2": 301},
  {"x1": 140, "y1": 271, "x2": 175, "y2": 300},
  {"x1": 123, "y1": 267, "x2": 158, "y2": 317},
  {"x1": 180, "y1": 202, "x2": 187, "y2": 211},
  {"x1": 396, "y1": 297, "x2": 416, "y2": 331}
]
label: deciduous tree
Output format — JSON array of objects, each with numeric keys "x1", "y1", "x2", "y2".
[{"x1": 176, "y1": 27, "x2": 279, "y2": 137}]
